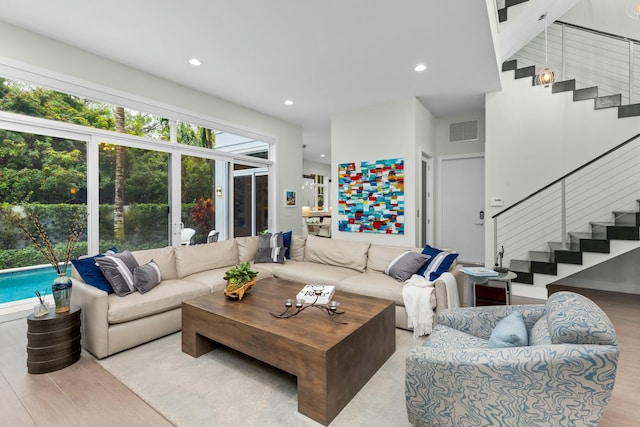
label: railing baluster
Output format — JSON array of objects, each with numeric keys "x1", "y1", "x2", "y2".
[
  {"x1": 561, "y1": 23, "x2": 566, "y2": 81},
  {"x1": 630, "y1": 41, "x2": 635, "y2": 104},
  {"x1": 494, "y1": 217, "x2": 498, "y2": 267},
  {"x1": 561, "y1": 179, "x2": 567, "y2": 249}
]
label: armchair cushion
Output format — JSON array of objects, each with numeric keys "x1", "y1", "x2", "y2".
[
  {"x1": 529, "y1": 316, "x2": 551, "y2": 346},
  {"x1": 546, "y1": 291, "x2": 617, "y2": 345},
  {"x1": 422, "y1": 324, "x2": 488, "y2": 350},
  {"x1": 488, "y1": 311, "x2": 528, "y2": 348}
]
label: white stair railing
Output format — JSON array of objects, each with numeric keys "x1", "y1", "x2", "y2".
[
  {"x1": 493, "y1": 133, "x2": 640, "y2": 266},
  {"x1": 510, "y1": 21, "x2": 640, "y2": 105}
]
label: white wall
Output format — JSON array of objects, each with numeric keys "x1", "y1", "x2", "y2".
[
  {"x1": 303, "y1": 159, "x2": 331, "y2": 178},
  {"x1": 415, "y1": 101, "x2": 438, "y2": 246},
  {"x1": 433, "y1": 111, "x2": 486, "y2": 252},
  {"x1": 561, "y1": 0, "x2": 640, "y2": 41},
  {"x1": 486, "y1": 69, "x2": 640, "y2": 297},
  {"x1": 0, "y1": 21, "x2": 303, "y2": 235},
  {"x1": 555, "y1": 247, "x2": 640, "y2": 294},
  {"x1": 435, "y1": 111, "x2": 486, "y2": 157},
  {"x1": 331, "y1": 98, "x2": 435, "y2": 247}
]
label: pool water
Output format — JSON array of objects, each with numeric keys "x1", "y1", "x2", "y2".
[{"x1": 0, "y1": 266, "x2": 71, "y2": 304}]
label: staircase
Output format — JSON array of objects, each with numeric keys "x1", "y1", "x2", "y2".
[
  {"x1": 507, "y1": 200, "x2": 640, "y2": 286},
  {"x1": 495, "y1": 57, "x2": 640, "y2": 289},
  {"x1": 497, "y1": 0, "x2": 529, "y2": 23},
  {"x1": 502, "y1": 59, "x2": 640, "y2": 119}
]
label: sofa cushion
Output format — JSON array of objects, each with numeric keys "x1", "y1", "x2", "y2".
[
  {"x1": 529, "y1": 315, "x2": 552, "y2": 346},
  {"x1": 132, "y1": 246, "x2": 177, "y2": 280},
  {"x1": 421, "y1": 250, "x2": 459, "y2": 281},
  {"x1": 96, "y1": 250, "x2": 139, "y2": 297},
  {"x1": 255, "y1": 232, "x2": 285, "y2": 264},
  {"x1": 107, "y1": 278, "x2": 211, "y2": 324},
  {"x1": 71, "y1": 247, "x2": 118, "y2": 294},
  {"x1": 289, "y1": 235, "x2": 307, "y2": 261},
  {"x1": 236, "y1": 236, "x2": 259, "y2": 262},
  {"x1": 366, "y1": 244, "x2": 417, "y2": 273},
  {"x1": 422, "y1": 324, "x2": 489, "y2": 349},
  {"x1": 304, "y1": 235, "x2": 370, "y2": 273},
  {"x1": 271, "y1": 261, "x2": 360, "y2": 287},
  {"x1": 283, "y1": 230, "x2": 292, "y2": 259},
  {"x1": 249, "y1": 262, "x2": 278, "y2": 278},
  {"x1": 488, "y1": 311, "x2": 529, "y2": 348},
  {"x1": 133, "y1": 260, "x2": 162, "y2": 294},
  {"x1": 181, "y1": 267, "x2": 232, "y2": 293},
  {"x1": 174, "y1": 240, "x2": 239, "y2": 279},
  {"x1": 337, "y1": 272, "x2": 434, "y2": 306},
  {"x1": 384, "y1": 251, "x2": 431, "y2": 281},
  {"x1": 546, "y1": 291, "x2": 617, "y2": 346}
]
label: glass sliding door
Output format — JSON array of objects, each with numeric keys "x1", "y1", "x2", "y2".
[
  {"x1": 233, "y1": 163, "x2": 269, "y2": 237},
  {"x1": 181, "y1": 154, "x2": 217, "y2": 245},
  {"x1": 98, "y1": 141, "x2": 169, "y2": 251}
]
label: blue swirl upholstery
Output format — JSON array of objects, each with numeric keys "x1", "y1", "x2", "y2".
[{"x1": 406, "y1": 292, "x2": 619, "y2": 427}]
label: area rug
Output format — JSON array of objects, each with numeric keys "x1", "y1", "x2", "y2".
[{"x1": 97, "y1": 329, "x2": 420, "y2": 427}]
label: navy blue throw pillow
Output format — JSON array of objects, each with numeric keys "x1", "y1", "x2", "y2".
[
  {"x1": 283, "y1": 230, "x2": 292, "y2": 259},
  {"x1": 71, "y1": 247, "x2": 117, "y2": 294}
]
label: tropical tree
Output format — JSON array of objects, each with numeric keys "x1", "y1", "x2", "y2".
[{"x1": 114, "y1": 106, "x2": 126, "y2": 241}]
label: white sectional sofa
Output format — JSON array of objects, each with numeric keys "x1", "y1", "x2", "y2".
[{"x1": 71, "y1": 235, "x2": 466, "y2": 359}]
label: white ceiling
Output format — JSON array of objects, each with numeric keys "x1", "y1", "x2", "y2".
[{"x1": 0, "y1": 0, "x2": 506, "y2": 164}]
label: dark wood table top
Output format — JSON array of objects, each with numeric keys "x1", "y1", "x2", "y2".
[{"x1": 183, "y1": 277, "x2": 394, "y2": 351}]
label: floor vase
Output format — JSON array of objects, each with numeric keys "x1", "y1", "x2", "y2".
[{"x1": 52, "y1": 273, "x2": 72, "y2": 314}]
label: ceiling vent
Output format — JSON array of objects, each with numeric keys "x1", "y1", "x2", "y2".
[{"x1": 449, "y1": 120, "x2": 478, "y2": 143}]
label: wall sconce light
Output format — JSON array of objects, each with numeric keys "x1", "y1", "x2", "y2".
[{"x1": 216, "y1": 186, "x2": 223, "y2": 197}]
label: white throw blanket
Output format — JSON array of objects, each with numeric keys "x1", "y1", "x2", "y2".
[
  {"x1": 439, "y1": 271, "x2": 460, "y2": 309},
  {"x1": 402, "y1": 275, "x2": 435, "y2": 338},
  {"x1": 402, "y1": 272, "x2": 460, "y2": 338}
]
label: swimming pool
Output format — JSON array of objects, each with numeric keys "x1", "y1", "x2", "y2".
[{"x1": 0, "y1": 265, "x2": 71, "y2": 304}]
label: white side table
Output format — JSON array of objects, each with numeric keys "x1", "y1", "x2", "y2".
[{"x1": 462, "y1": 269, "x2": 517, "y2": 306}]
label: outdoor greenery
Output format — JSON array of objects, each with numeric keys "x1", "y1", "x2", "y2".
[{"x1": 0, "y1": 78, "x2": 217, "y2": 270}]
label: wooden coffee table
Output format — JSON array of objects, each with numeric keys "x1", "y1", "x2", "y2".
[{"x1": 182, "y1": 277, "x2": 395, "y2": 425}]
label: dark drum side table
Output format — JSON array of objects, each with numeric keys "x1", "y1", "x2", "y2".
[{"x1": 27, "y1": 305, "x2": 81, "y2": 374}]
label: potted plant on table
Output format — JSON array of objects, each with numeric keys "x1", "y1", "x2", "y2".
[{"x1": 223, "y1": 261, "x2": 258, "y2": 301}]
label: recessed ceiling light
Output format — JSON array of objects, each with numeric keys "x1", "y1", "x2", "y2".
[
  {"x1": 188, "y1": 58, "x2": 202, "y2": 66},
  {"x1": 320, "y1": 154, "x2": 326, "y2": 158},
  {"x1": 284, "y1": 99, "x2": 294, "y2": 106},
  {"x1": 414, "y1": 63, "x2": 427, "y2": 72}
]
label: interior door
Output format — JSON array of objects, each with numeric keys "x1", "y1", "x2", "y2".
[
  {"x1": 420, "y1": 157, "x2": 430, "y2": 247},
  {"x1": 440, "y1": 155, "x2": 485, "y2": 264}
]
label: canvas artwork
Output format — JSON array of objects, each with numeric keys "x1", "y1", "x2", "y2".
[{"x1": 338, "y1": 158, "x2": 404, "y2": 234}]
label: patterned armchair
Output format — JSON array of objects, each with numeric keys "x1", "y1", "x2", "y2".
[{"x1": 405, "y1": 292, "x2": 619, "y2": 427}]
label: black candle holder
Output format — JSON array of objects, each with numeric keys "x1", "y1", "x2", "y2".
[{"x1": 269, "y1": 288, "x2": 347, "y2": 324}]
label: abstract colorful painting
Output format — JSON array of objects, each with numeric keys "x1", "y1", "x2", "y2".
[{"x1": 338, "y1": 158, "x2": 404, "y2": 234}]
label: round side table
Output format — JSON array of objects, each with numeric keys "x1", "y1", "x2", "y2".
[
  {"x1": 462, "y1": 270, "x2": 517, "y2": 306},
  {"x1": 27, "y1": 305, "x2": 81, "y2": 374}
]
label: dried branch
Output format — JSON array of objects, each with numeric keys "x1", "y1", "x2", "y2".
[{"x1": 13, "y1": 210, "x2": 87, "y2": 275}]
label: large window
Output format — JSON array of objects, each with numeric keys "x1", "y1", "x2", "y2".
[
  {"x1": 0, "y1": 130, "x2": 87, "y2": 270},
  {"x1": 0, "y1": 76, "x2": 272, "y2": 275},
  {"x1": 98, "y1": 142, "x2": 169, "y2": 251}
]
